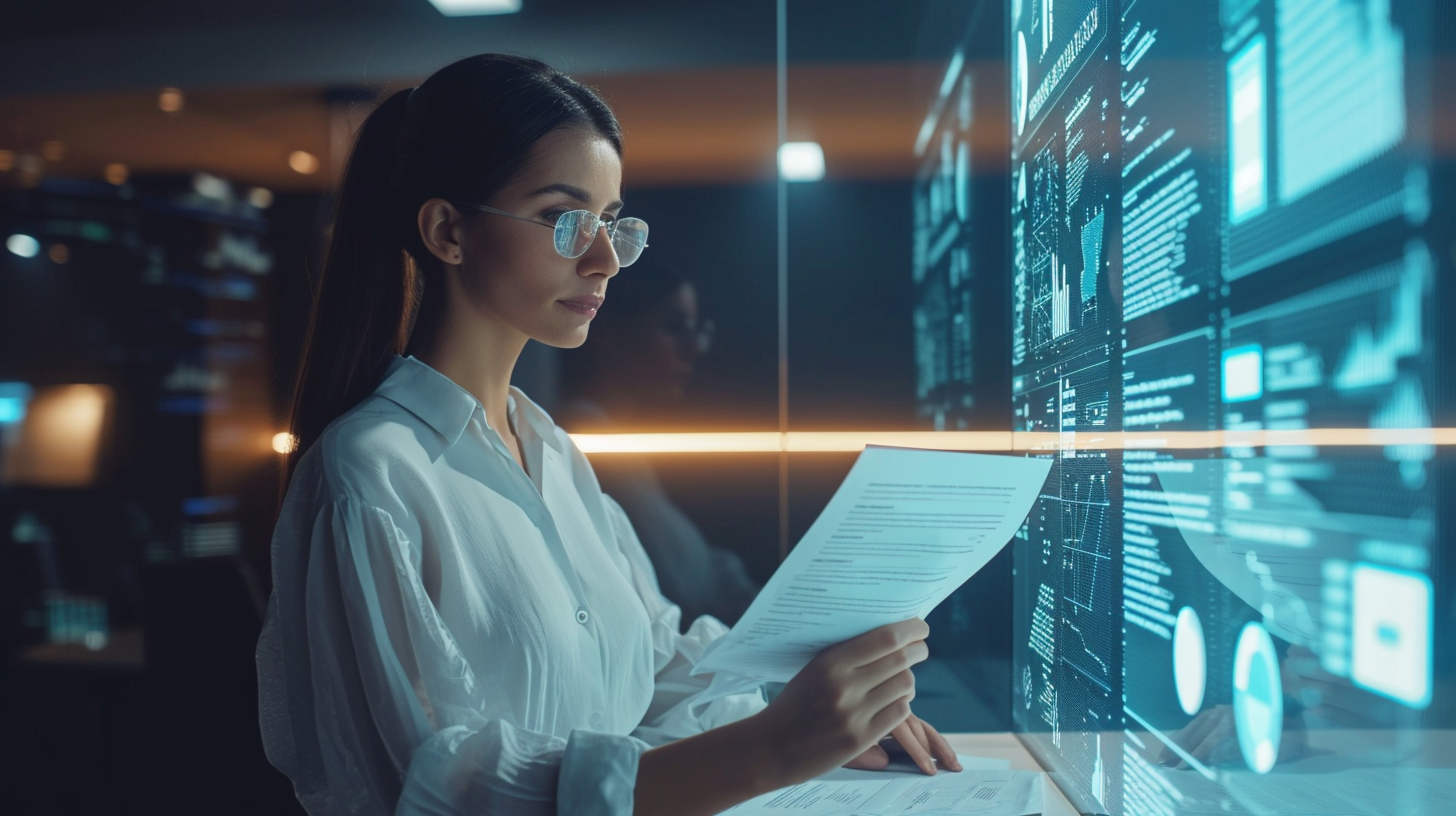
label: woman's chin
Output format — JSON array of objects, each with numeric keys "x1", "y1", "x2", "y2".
[{"x1": 537, "y1": 325, "x2": 592, "y2": 349}]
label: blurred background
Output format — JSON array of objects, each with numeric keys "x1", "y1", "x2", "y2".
[{"x1": 0, "y1": 2, "x2": 1012, "y2": 813}]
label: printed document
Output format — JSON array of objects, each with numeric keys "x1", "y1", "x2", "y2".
[
  {"x1": 722, "y1": 764, "x2": 1043, "y2": 816},
  {"x1": 694, "y1": 446, "x2": 1052, "y2": 683}
]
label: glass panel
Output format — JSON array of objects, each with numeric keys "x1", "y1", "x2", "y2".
[
  {"x1": 784, "y1": 0, "x2": 1455, "y2": 813},
  {"x1": 575, "y1": 61, "x2": 783, "y2": 621},
  {"x1": 782, "y1": 0, "x2": 1016, "y2": 733}
]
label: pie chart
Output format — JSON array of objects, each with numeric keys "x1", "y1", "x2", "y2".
[
  {"x1": 1232, "y1": 621, "x2": 1282, "y2": 774},
  {"x1": 1173, "y1": 606, "x2": 1206, "y2": 716}
]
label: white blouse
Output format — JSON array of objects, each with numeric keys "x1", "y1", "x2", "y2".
[{"x1": 256, "y1": 355, "x2": 766, "y2": 816}]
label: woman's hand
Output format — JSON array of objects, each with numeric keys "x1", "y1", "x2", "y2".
[
  {"x1": 843, "y1": 712, "x2": 962, "y2": 775},
  {"x1": 750, "y1": 618, "x2": 931, "y2": 787}
]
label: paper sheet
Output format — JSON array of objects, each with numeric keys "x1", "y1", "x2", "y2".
[
  {"x1": 721, "y1": 779, "x2": 897, "y2": 814},
  {"x1": 723, "y1": 764, "x2": 1044, "y2": 816},
  {"x1": 694, "y1": 447, "x2": 1051, "y2": 683},
  {"x1": 869, "y1": 770, "x2": 1043, "y2": 815},
  {"x1": 821, "y1": 755, "x2": 1012, "y2": 780}
]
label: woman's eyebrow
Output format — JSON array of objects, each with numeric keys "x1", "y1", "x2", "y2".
[{"x1": 527, "y1": 182, "x2": 625, "y2": 210}]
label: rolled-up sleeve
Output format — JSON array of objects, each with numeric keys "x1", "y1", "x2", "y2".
[
  {"x1": 260, "y1": 491, "x2": 646, "y2": 816},
  {"x1": 597, "y1": 495, "x2": 768, "y2": 747}
]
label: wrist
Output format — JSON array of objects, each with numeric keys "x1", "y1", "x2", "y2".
[
  {"x1": 634, "y1": 711, "x2": 792, "y2": 816},
  {"x1": 737, "y1": 708, "x2": 795, "y2": 792}
]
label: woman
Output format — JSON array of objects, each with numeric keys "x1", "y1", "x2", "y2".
[
  {"x1": 256, "y1": 54, "x2": 960, "y2": 816},
  {"x1": 557, "y1": 260, "x2": 760, "y2": 627}
]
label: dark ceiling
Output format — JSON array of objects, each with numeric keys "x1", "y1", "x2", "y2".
[
  {"x1": 0, "y1": 0, "x2": 971, "y2": 97},
  {"x1": 0, "y1": 1, "x2": 994, "y2": 190}
]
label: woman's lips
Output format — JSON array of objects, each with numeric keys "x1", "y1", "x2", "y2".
[{"x1": 558, "y1": 296, "x2": 603, "y2": 316}]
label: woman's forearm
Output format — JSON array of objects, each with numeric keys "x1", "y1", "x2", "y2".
[{"x1": 633, "y1": 712, "x2": 785, "y2": 816}]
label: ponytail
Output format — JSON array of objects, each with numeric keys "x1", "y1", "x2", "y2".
[
  {"x1": 283, "y1": 87, "x2": 418, "y2": 485},
  {"x1": 281, "y1": 55, "x2": 622, "y2": 489}
]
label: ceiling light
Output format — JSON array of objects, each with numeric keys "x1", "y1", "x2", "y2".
[
  {"x1": 778, "y1": 141, "x2": 825, "y2": 182},
  {"x1": 159, "y1": 87, "x2": 184, "y2": 113},
  {"x1": 427, "y1": 0, "x2": 521, "y2": 15},
  {"x1": 272, "y1": 433, "x2": 298, "y2": 454},
  {"x1": 47, "y1": 244, "x2": 70, "y2": 264},
  {"x1": 193, "y1": 172, "x2": 230, "y2": 199},
  {"x1": 248, "y1": 187, "x2": 274, "y2": 209},
  {"x1": 288, "y1": 150, "x2": 320, "y2": 175},
  {"x1": 104, "y1": 163, "x2": 129, "y2": 185},
  {"x1": 6, "y1": 234, "x2": 40, "y2": 258},
  {"x1": 42, "y1": 141, "x2": 65, "y2": 162},
  {"x1": 0, "y1": 150, "x2": 13, "y2": 171}
]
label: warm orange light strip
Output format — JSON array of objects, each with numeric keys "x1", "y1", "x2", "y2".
[{"x1": 569, "y1": 428, "x2": 1456, "y2": 454}]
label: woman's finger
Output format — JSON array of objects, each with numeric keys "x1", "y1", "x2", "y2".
[
  {"x1": 890, "y1": 720, "x2": 937, "y2": 776},
  {"x1": 907, "y1": 714, "x2": 928, "y2": 750},
  {"x1": 865, "y1": 667, "x2": 918, "y2": 713},
  {"x1": 867, "y1": 694, "x2": 914, "y2": 739},
  {"x1": 916, "y1": 716, "x2": 962, "y2": 772},
  {"x1": 827, "y1": 619, "x2": 929, "y2": 670},
  {"x1": 857, "y1": 640, "x2": 930, "y2": 688}
]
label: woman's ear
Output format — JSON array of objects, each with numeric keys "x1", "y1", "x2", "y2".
[{"x1": 417, "y1": 198, "x2": 466, "y2": 266}]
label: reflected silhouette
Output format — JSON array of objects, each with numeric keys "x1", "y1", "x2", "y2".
[{"x1": 558, "y1": 260, "x2": 759, "y2": 627}]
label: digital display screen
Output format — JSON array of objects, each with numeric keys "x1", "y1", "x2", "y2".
[{"x1": 982, "y1": 0, "x2": 1449, "y2": 813}]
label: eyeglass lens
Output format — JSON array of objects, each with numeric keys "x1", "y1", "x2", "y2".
[{"x1": 554, "y1": 210, "x2": 649, "y2": 267}]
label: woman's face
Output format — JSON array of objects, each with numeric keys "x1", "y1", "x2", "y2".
[{"x1": 452, "y1": 126, "x2": 624, "y2": 348}]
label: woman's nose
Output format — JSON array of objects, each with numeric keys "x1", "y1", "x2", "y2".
[{"x1": 579, "y1": 225, "x2": 620, "y2": 278}]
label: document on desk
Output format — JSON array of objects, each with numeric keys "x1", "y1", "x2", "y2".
[
  {"x1": 693, "y1": 446, "x2": 1052, "y2": 683},
  {"x1": 722, "y1": 767, "x2": 1044, "y2": 816}
]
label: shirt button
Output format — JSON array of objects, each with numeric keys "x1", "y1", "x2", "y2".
[{"x1": 576, "y1": 608, "x2": 590, "y2": 625}]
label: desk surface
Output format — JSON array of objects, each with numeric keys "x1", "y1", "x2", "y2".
[{"x1": 945, "y1": 732, "x2": 1080, "y2": 816}]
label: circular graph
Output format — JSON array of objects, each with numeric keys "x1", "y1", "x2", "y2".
[
  {"x1": 1173, "y1": 606, "x2": 1207, "y2": 715},
  {"x1": 1014, "y1": 31, "x2": 1029, "y2": 138},
  {"x1": 1232, "y1": 622, "x2": 1283, "y2": 774}
]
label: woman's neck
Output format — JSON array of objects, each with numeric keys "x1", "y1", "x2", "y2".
[{"x1": 413, "y1": 313, "x2": 528, "y2": 438}]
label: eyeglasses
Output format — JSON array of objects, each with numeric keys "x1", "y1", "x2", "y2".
[{"x1": 461, "y1": 203, "x2": 649, "y2": 267}]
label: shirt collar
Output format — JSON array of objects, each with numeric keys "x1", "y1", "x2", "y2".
[
  {"x1": 373, "y1": 355, "x2": 562, "y2": 454},
  {"x1": 507, "y1": 385, "x2": 565, "y2": 455}
]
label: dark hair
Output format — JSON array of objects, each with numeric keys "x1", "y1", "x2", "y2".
[{"x1": 285, "y1": 54, "x2": 621, "y2": 483}]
